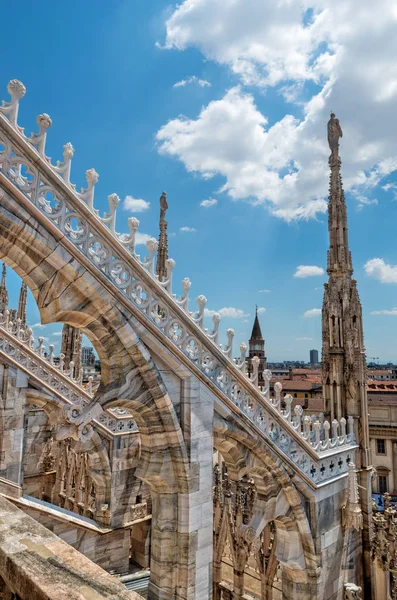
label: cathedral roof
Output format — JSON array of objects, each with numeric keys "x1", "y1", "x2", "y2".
[{"x1": 250, "y1": 308, "x2": 263, "y2": 341}]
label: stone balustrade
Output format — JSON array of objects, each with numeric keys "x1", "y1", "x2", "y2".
[
  {"x1": 0, "y1": 79, "x2": 357, "y2": 484},
  {"x1": 0, "y1": 310, "x2": 137, "y2": 436}
]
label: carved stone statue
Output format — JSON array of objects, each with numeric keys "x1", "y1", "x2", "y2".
[
  {"x1": 328, "y1": 113, "x2": 343, "y2": 158},
  {"x1": 344, "y1": 582, "x2": 362, "y2": 600},
  {"x1": 160, "y1": 191, "x2": 168, "y2": 222}
]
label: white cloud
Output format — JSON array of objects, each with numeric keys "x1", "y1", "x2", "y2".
[
  {"x1": 31, "y1": 323, "x2": 45, "y2": 329},
  {"x1": 135, "y1": 232, "x2": 152, "y2": 246},
  {"x1": 303, "y1": 308, "x2": 322, "y2": 318},
  {"x1": 258, "y1": 289, "x2": 271, "y2": 293},
  {"x1": 295, "y1": 337, "x2": 313, "y2": 341},
  {"x1": 180, "y1": 226, "x2": 196, "y2": 232},
  {"x1": 371, "y1": 308, "x2": 397, "y2": 315},
  {"x1": 364, "y1": 258, "x2": 397, "y2": 283},
  {"x1": 257, "y1": 307, "x2": 266, "y2": 314},
  {"x1": 52, "y1": 331, "x2": 63, "y2": 336},
  {"x1": 204, "y1": 307, "x2": 249, "y2": 318},
  {"x1": 314, "y1": 287, "x2": 323, "y2": 291},
  {"x1": 200, "y1": 198, "x2": 217, "y2": 207},
  {"x1": 158, "y1": 0, "x2": 397, "y2": 220},
  {"x1": 294, "y1": 265, "x2": 324, "y2": 278},
  {"x1": 123, "y1": 196, "x2": 150, "y2": 212},
  {"x1": 174, "y1": 76, "x2": 211, "y2": 88}
]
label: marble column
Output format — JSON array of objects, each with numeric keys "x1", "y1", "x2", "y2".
[{"x1": 0, "y1": 364, "x2": 28, "y2": 497}]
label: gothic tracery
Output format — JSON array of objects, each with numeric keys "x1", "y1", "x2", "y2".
[{"x1": 213, "y1": 463, "x2": 280, "y2": 600}]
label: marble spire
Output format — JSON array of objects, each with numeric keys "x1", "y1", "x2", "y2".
[
  {"x1": 61, "y1": 324, "x2": 82, "y2": 380},
  {"x1": 17, "y1": 281, "x2": 27, "y2": 326},
  {"x1": 0, "y1": 263, "x2": 8, "y2": 313},
  {"x1": 321, "y1": 113, "x2": 371, "y2": 464},
  {"x1": 156, "y1": 191, "x2": 169, "y2": 282}
]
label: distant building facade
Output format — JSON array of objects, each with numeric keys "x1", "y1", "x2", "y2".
[
  {"x1": 309, "y1": 349, "x2": 319, "y2": 364},
  {"x1": 82, "y1": 346, "x2": 95, "y2": 366}
]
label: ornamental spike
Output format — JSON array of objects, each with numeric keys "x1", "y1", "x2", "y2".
[
  {"x1": 101, "y1": 193, "x2": 120, "y2": 233},
  {"x1": 261, "y1": 369, "x2": 272, "y2": 400},
  {"x1": 342, "y1": 463, "x2": 363, "y2": 532},
  {"x1": 145, "y1": 238, "x2": 158, "y2": 275},
  {"x1": 250, "y1": 355, "x2": 259, "y2": 387},
  {"x1": 0, "y1": 79, "x2": 26, "y2": 127},
  {"x1": 222, "y1": 328, "x2": 234, "y2": 360},
  {"x1": 208, "y1": 312, "x2": 221, "y2": 344},
  {"x1": 192, "y1": 295, "x2": 207, "y2": 329},
  {"x1": 54, "y1": 142, "x2": 75, "y2": 184},
  {"x1": 235, "y1": 342, "x2": 247, "y2": 372},
  {"x1": 80, "y1": 168, "x2": 99, "y2": 211},
  {"x1": 283, "y1": 394, "x2": 293, "y2": 422},
  {"x1": 120, "y1": 216, "x2": 139, "y2": 255},
  {"x1": 37, "y1": 336, "x2": 44, "y2": 357},
  {"x1": 29, "y1": 113, "x2": 52, "y2": 158},
  {"x1": 176, "y1": 277, "x2": 191, "y2": 312},
  {"x1": 164, "y1": 258, "x2": 176, "y2": 294}
]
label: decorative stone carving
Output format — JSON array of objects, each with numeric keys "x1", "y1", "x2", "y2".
[
  {"x1": 344, "y1": 582, "x2": 362, "y2": 600},
  {"x1": 213, "y1": 465, "x2": 277, "y2": 599},
  {"x1": 0, "y1": 79, "x2": 358, "y2": 485},
  {"x1": 342, "y1": 463, "x2": 363, "y2": 531}
]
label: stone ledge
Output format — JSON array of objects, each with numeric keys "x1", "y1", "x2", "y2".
[{"x1": 0, "y1": 495, "x2": 141, "y2": 599}]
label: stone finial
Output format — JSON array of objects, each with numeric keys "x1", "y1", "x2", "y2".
[
  {"x1": 144, "y1": 237, "x2": 159, "y2": 275},
  {"x1": 222, "y1": 328, "x2": 234, "y2": 360},
  {"x1": 63, "y1": 142, "x2": 75, "y2": 158},
  {"x1": 7, "y1": 79, "x2": 26, "y2": 99},
  {"x1": 37, "y1": 113, "x2": 52, "y2": 130},
  {"x1": 192, "y1": 295, "x2": 207, "y2": 329},
  {"x1": 101, "y1": 193, "x2": 120, "y2": 233},
  {"x1": 79, "y1": 168, "x2": 99, "y2": 211},
  {"x1": 28, "y1": 113, "x2": 53, "y2": 157},
  {"x1": 0, "y1": 80, "x2": 26, "y2": 126},
  {"x1": 55, "y1": 142, "x2": 75, "y2": 184},
  {"x1": 344, "y1": 583, "x2": 362, "y2": 600},
  {"x1": 342, "y1": 462, "x2": 363, "y2": 531},
  {"x1": 176, "y1": 277, "x2": 191, "y2": 311}
]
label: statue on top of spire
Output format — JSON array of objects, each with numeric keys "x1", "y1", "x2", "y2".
[
  {"x1": 160, "y1": 191, "x2": 168, "y2": 223},
  {"x1": 327, "y1": 113, "x2": 343, "y2": 160}
]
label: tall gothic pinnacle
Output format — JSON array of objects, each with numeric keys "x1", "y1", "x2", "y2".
[
  {"x1": 0, "y1": 263, "x2": 8, "y2": 313},
  {"x1": 327, "y1": 113, "x2": 353, "y2": 277},
  {"x1": 156, "y1": 191, "x2": 169, "y2": 282},
  {"x1": 17, "y1": 281, "x2": 27, "y2": 325},
  {"x1": 1, "y1": 263, "x2": 6, "y2": 288}
]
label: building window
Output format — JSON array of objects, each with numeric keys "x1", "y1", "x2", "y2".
[
  {"x1": 304, "y1": 393, "x2": 308, "y2": 398},
  {"x1": 378, "y1": 475, "x2": 388, "y2": 494},
  {"x1": 377, "y1": 439, "x2": 386, "y2": 455}
]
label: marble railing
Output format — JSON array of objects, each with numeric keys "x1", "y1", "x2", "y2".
[
  {"x1": 0, "y1": 80, "x2": 357, "y2": 484},
  {"x1": 0, "y1": 311, "x2": 137, "y2": 436}
]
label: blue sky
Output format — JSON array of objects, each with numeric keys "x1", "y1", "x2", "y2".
[{"x1": 1, "y1": 0, "x2": 397, "y2": 362}]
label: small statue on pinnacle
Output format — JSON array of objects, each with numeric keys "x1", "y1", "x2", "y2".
[
  {"x1": 160, "y1": 191, "x2": 168, "y2": 223},
  {"x1": 327, "y1": 112, "x2": 343, "y2": 161}
]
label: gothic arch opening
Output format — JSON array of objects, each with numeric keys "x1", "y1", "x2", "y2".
[
  {"x1": 0, "y1": 190, "x2": 195, "y2": 594},
  {"x1": 214, "y1": 427, "x2": 318, "y2": 600}
]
